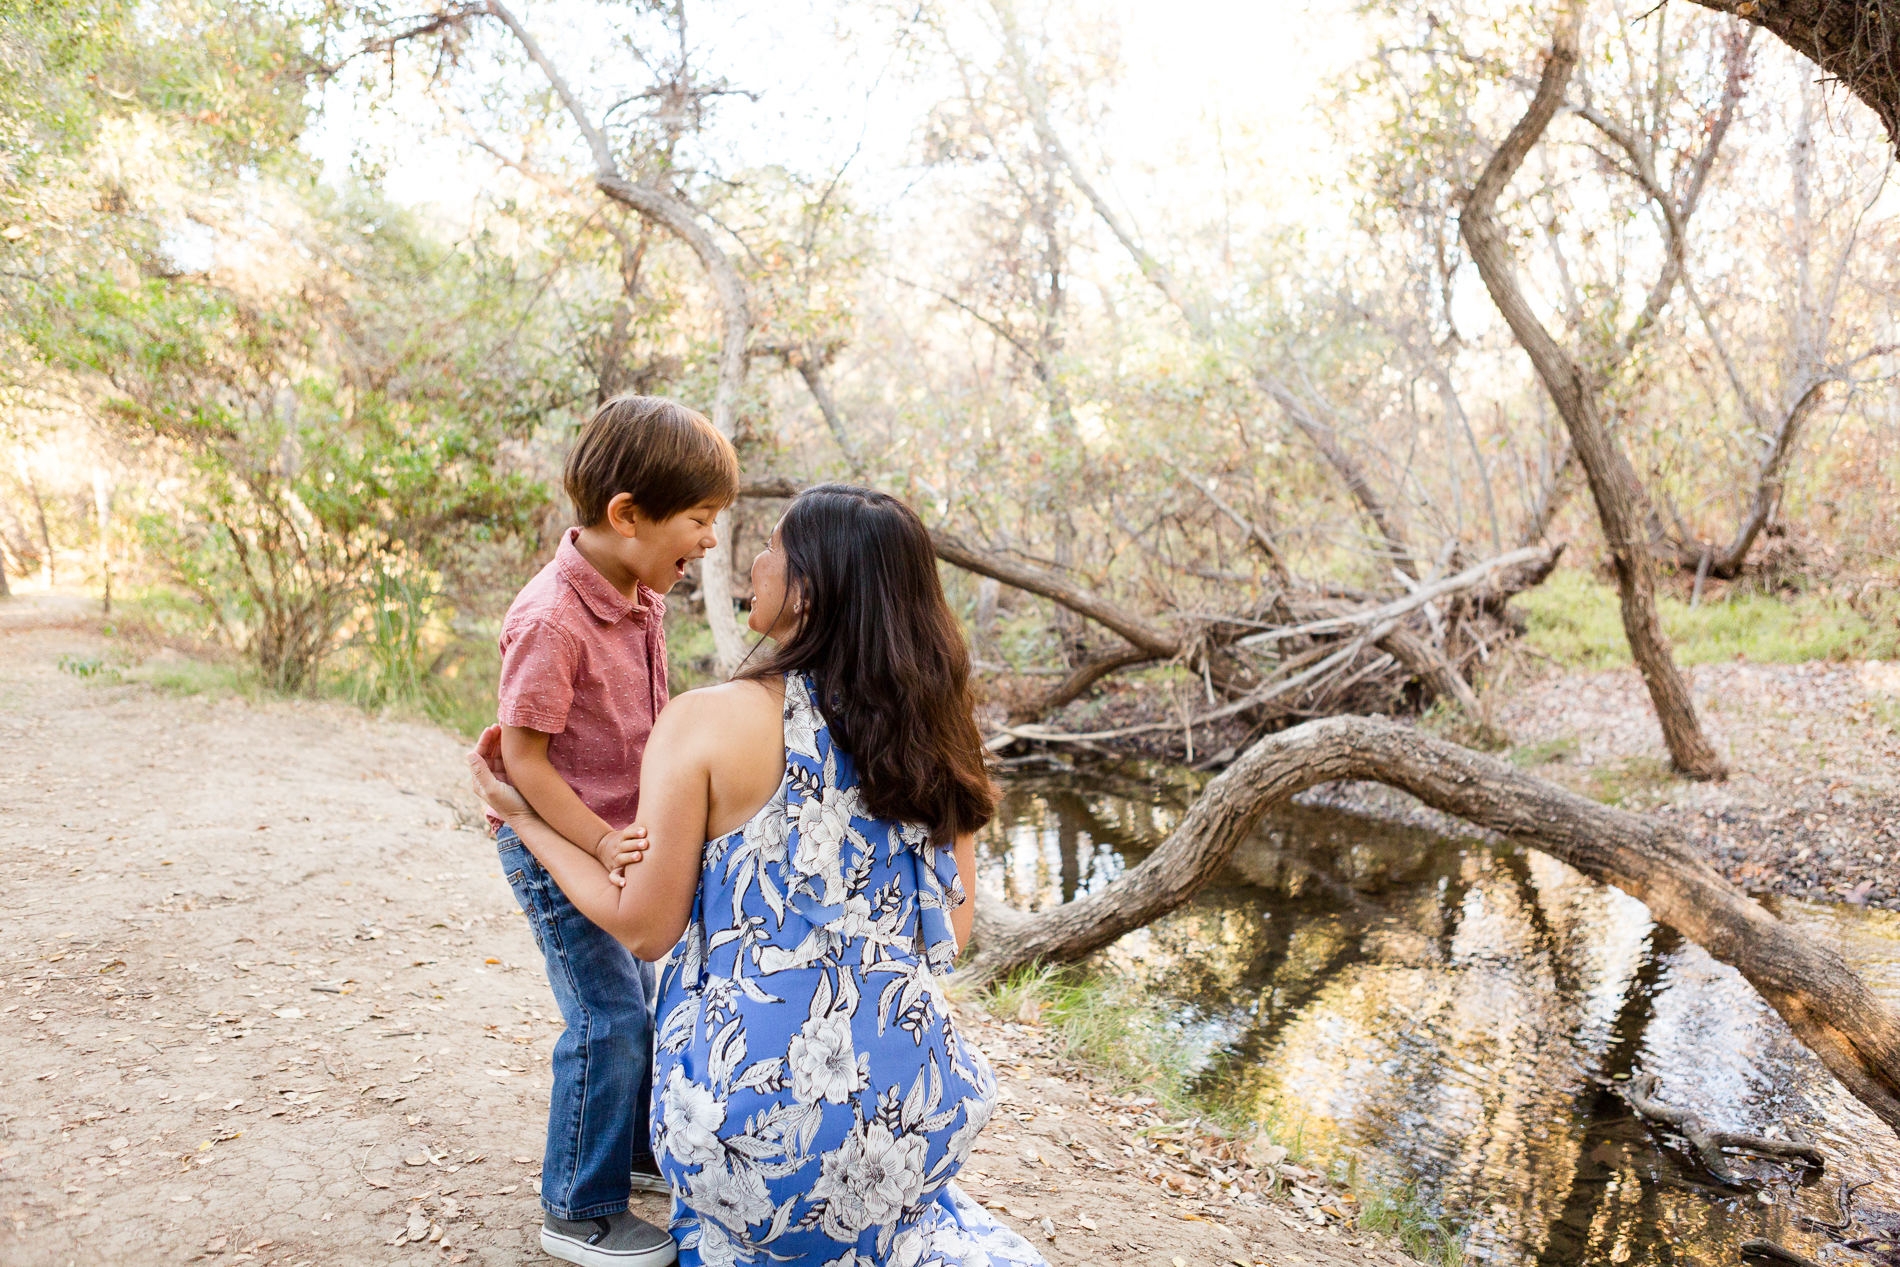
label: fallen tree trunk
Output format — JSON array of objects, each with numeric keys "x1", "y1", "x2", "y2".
[
  {"x1": 740, "y1": 477, "x2": 1544, "y2": 730},
  {"x1": 1007, "y1": 645, "x2": 1159, "y2": 724},
  {"x1": 967, "y1": 714, "x2": 1900, "y2": 1137}
]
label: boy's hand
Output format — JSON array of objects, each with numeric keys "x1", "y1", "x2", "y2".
[{"x1": 596, "y1": 824, "x2": 649, "y2": 883}]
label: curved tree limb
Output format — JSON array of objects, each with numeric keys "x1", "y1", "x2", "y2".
[
  {"x1": 1006, "y1": 645, "x2": 1159, "y2": 725},
  {"x1": 1459, "y1": 0, "x2": 1727, "y2": 780},
  {"x1": 967, "y1": 713, "x2": 1900, "y2": 1137},
  {"x1": 484, "y1": 0, "x2": 750, "y2": 675},
  {"x1": 928, "y1": 529, "x2": 1179, "y2": 658}
]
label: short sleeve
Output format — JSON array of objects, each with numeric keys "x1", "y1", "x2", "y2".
[{"x1": 497, "y1": 618, "x2": 578, "y2": 734}]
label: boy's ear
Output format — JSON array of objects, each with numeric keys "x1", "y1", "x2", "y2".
[{"x1": 604, "y1": 492, "x2": 642, "y2": 539}]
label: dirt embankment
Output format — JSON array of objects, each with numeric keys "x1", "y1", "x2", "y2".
[
  {"x1": 0, "y1": 603, "x2": 1416, "y2": 1267},
  {"x1": 1491, "y1": 659, "x2": 1900, "y2": 910}
]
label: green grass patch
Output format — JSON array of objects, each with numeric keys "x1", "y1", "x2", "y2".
[
  {"x1": 1586, "y1": 755, "x2": 1677, "y2": 806},
  {"x1": 1355, "y1": 1177, "x2": 1468, "y2": 1267},
  {"x1": 123, "y1": 656, "x2": 253, "y2": 698},
  {"x1": 1507, "y1": 734, "x2": 1580, "y2": 767},
  {"x1": 324, "y1": 631, "x2": 501, "y2": 740},
  {"x1": 665, "y1": 608, "x2": 724, "y2": 692},
  {"x1": 1517, "y1": 568, "x2": 1899, "y2": 669},
  {"x1": 58, "y1": 652, "x2": 124, "y2": 682}
]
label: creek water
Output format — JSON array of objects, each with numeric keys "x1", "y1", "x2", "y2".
[{"x1": 977, "y1": 764, "x2": 1900, "y2": 1266}]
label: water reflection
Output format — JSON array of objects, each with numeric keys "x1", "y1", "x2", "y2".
[{"x1": 979, "y1": 769, "x2": 1900, "y2": 1266}]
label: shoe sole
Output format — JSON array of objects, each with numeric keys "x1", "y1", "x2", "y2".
[{"x1": 540, "y1": 1227, "x2": 677, "y2": 1267}]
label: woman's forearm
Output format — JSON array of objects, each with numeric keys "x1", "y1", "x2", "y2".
[{"x1": 505, "y1": 813, "x2": 628, "y2": 933}]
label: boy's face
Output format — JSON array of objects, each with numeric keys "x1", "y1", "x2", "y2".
[{"x1": 608, "y1": 495, "x2": 725, "y2": 596}]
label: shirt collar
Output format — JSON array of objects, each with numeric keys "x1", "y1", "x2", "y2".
[{"x1": 556, "y1": 527, "x2": 664, "y2": 625}]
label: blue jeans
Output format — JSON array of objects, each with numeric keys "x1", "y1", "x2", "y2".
[{"x1": 498, "y1": 825, "x2": 657, "y2": 1220}]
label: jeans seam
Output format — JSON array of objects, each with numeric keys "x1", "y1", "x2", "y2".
[
  {"x1": 500, "y1": 832, "x2": 642, "y2": 1222},
  {"x1": 538, "y1": 882, "x2": 594, "y2": 1219}
]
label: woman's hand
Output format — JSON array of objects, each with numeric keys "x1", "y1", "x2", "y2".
[{"x1": 469, "y1": 725, "x2": 535, "y2": 824}]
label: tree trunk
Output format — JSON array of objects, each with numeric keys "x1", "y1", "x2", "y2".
[
  {"x1": 485, "y1": 0, "x2": 751, "y2": 677},
  {"x1": 92, "y1": 467, "x2": 112, "y2": 616},
  {"x1": 27, "y1": 468, "x2": 53, "y2": 587},
  {"x1": 929, "y1": 529, "x2": 1179, "y2": 658},
  {"x1": 1458, "y1": 0, "x2": 1727, "y2": 780},
  {"x1": 966, "y1": 713, "x2": 1900, "y2": 1136},
  {"x1": 792, "y1": 355, "x2": 862, "y2": 470}
]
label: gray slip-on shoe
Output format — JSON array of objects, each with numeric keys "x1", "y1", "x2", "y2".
[{"x1": 541, "y1": 1210, "x2": 676, "y2": 1267}]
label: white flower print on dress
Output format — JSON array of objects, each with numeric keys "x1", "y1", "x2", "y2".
[
  {"x1": 650, "y1": 673, "x2": 1045, "y2": 1267},
  {"x1": 787, "y1": 1011, "x2": 869, "y2": 1106},
  {"x1": 809, "y1": 1118, "x2": 930, "y2": 1238},
  {"x1": 690, "y1": 1218, "x2": 741, "y2": 1267},
  {"x1": 791, "y1": 790, "x2": 852, "y2": 905},
  {"x1": 685, "y1": 1156, "x2": 775, "y2": 1233},
  {"x1": 662, "y1": 1066, "x2": 728, "y2": 1168}
]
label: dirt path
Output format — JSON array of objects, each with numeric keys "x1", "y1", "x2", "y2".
[{"x1": 0, "y1": 604, "x2": 1416, "y2": 1267}]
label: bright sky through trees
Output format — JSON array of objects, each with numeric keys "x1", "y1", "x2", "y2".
[{"x1": 303, "y1": 0, "x2": 1362, "y2": 230}]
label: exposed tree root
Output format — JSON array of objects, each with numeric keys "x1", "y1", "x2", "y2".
[{"x1": 1622, "y1": 1073, "x2": 1824, "y2": 1185}]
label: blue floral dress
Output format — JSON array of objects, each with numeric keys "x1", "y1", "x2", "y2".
[{"x1": 651, "y1": 673, "x2": 1046, "y2": 1267}]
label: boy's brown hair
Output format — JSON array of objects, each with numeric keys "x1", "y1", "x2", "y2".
[{"x1": 564, "y1": 395, "x2": 739, "y2": 526}]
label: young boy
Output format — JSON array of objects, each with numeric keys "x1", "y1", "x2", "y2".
[{"x1": 494, "y1": 395, "x2": 737, "y2": 1267}]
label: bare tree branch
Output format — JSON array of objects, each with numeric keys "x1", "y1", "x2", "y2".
[{"x1": 484, "y1": 0, "x2": 751, "y2": 674}]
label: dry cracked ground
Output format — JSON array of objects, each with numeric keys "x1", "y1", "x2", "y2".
[{"x1": 1, "y1": 599, "x2": 1415, "y2": 1267}]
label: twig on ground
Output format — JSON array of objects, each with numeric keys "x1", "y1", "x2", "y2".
[
  {"x1": 1623, "y1": 1073, "x2": 1824, "y2": 1186},
  {"x1": 1740, "y1": 1239, "x2": 1825, "y2": 1267}
]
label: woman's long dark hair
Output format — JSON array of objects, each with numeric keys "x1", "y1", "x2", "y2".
[{"x1": 740, "y1": 484, "x2": 996, "y2": 845}]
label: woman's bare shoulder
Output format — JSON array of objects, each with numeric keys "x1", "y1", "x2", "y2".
[{"x1": 658, "y1": 677, "x2": 784, "y2": 731}]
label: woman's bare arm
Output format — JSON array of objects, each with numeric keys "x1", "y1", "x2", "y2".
[
  {"x1": 951, "y1": 831, "x2": 977, "y2": 952},
  {"x1": 471, "y1": 695, "x2": 717, "y2": 961}
]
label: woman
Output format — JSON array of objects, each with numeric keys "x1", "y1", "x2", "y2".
[{"x1": 470, "y1": 484, "x2": 1045, "y2": 1267}]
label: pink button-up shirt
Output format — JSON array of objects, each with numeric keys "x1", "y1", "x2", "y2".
[{"x1": 493, "y1": 527, "x2": 668, "y2": 831}]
